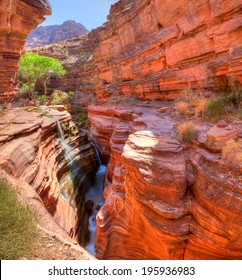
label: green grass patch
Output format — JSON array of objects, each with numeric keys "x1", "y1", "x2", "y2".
[
  {"x1": 205, "y1": 98, "x2": 226, "y2": 121},
  {"x1": 79, "y1": 113, "x2": 88, "y2": 124},
  {"x1": 0, "y1": 178, "x2": 37, "y2": 259}
]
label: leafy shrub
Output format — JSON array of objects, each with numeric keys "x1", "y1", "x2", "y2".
[
  {"x1": 50, "y1": 90, "x2": 69, "y2": 105},
  {"x1": 37, "y1": 95, "x2": 46, "y2": 105},
  {"x1": 19, "y1": 83, "x2": 33, "y2": 97},
  {"x1": 79, "y1": 113, "x2": 88, "y2": 124},
  {"x1": 68, "y1": 91, "x2": 75, "y2": 96},
  {"x1": 71, "y1": 105, "x2": 82, "y2": 114},
  {"x1": 0, "y1": 178, "x2": 37, "y2": 259},
  {"x1": 205, "y1": 98, "x2": 226, "y2": 121},
  {"x1": 0, "y1": 99, "x2": 4, "y2": 105},
  {"x1": 222, "y1": 139, "x2": 242, "y2": 165},
  {"x1": 223, "y1": 80, "x2": 242, "y2": 108},
  {"x1": 177, "y1": 122, "x2": 197, "y2": 143}
]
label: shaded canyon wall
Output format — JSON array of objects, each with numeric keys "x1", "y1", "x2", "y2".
[
  {"x1": 0, "y1": 0, "x2": 51, "y2": 101},
  {"x1": 0, "y1": 108, "x2": 98, "y2": 242}
]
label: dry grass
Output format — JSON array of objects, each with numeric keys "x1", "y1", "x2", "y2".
[
  {"x1": 222, "y1": 139, "x2": 242, "y2": 165},
  {"x1": 177, "y1": 122, "x2": 197, "y2": 143},
  {"x1": 0, "y1": 178, "x2": 37, "y2": 259},
  {"x1": 174, "y1": 90, "x2": 207, "y2": 118},
  {"x1": 174, "y1": 101, "x2": 189, "y2": 115},
  {"x1": 195, "y1": 99, "x2": 208, "y2": 117}
]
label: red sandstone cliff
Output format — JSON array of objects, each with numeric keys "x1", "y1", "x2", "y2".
[
  {"x1": 88, "y1": 103, "x2": 242, "y2": 260},
  {"x1": 28, "y1": 0, "x2": 242, "y2": 259},
  {"x1": 33, "y1": 0, "x2": 242, "y2": 100},
  {"x1": 0, "y1": 0, "x2": 242, "y2": 261},
  {"x1": 0, "y1": 0, "x2": 51, "y2": 102}
]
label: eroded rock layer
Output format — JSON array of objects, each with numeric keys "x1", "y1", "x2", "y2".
[
  {"x1": 88, "y1": 102, "x2": 242, "y2": 259},
  {"x1": 0, "y1": 107, "x2": 97, "y2": 243},
  {"x1": 33, "y1": 0, "x2": 242, "y2": 100},
  {"x1": 0, "y1": 0, "x2": 51, "y2": 101}
]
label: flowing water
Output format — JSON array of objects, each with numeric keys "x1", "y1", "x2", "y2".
[
  {"x1": 56, "y1": 119, "x2": 78, "y2": 202},
  {"x1": 56, "y1": 120, "x2": 106, "y2": 256},
  {"x1": 85, "y1": 142, "x2": 106, "y2": 256}
]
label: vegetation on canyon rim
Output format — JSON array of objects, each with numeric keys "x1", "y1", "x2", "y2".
[
  {"x1": 0, "y1": 178, "x2": 37, "y2": 260},
  {"x1": 174, "y1": 80, "x2": 242, "y2": 122},
  {"x1": 18, "y1": 51, "x2": 66, "y2": 100}
]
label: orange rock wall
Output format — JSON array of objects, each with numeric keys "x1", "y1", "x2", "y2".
[
  {"x1": 0, "y1": 0, "x2": 51, "y2": 101},
  {"x1": 32, "y1": 0, "x2": 242, "y2": 100},
  {"x1": 93, "y1": 0, "x2": 242, "y2": 99},
  {"x1": 88, "y1": 104, "x2": 242, "y2": 259}
]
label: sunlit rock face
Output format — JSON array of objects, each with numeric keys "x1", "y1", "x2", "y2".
[
  {"x1": 0, "y1": 0, "x2": 51, "y2": 102},
  {"x1": 88, "y1": 103, "x2": 242, "y2": 260},
  {"x1": 33, "y1": 0, "x2": 242, "y2": 100}
]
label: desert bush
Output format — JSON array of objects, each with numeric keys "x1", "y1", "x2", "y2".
[
  {"x1": 174, "y1": 101, "x2": 189, "y2": 115},
  {"x1": 37, "y1": 95, "x2": 46, "y2": 105},
  {"x1": 50, "y1": 90, "x2": 69, "y2": 105},
  {"x1": 71, "y1": 105, "x2": 83, "y2": 114},
  {"x1": 177, "y1": 122, "x2": 197, "y2": 143},
  {"x1": 0, "y1": 178, "x2": 37, "y2": 259},
  {"x1": 195, "y1": 99, "x2": 208, "y2": 117},
  {"x1": 79, "y1": 113, "x2": 88, "y2": 124},
  {"x1": 222, "y1": 139, "x2": 242, "y2": 165},
  {"x1": 223, "y1": 80, "x2": 242, "y2": 108},
  {"x1": 175, "y1": 89, "x2": 208, "y2": 118},
  {"x1": 68, "y1": 91, "x2": 75, "y2": 96},
  {"x1": 205, "y1": 98, "x2": 226, "y2": 121}
]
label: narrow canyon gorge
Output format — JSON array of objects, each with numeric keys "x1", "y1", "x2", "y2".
[{"x1": 0, "y1": 0, "x2": 242, "y2": 260}]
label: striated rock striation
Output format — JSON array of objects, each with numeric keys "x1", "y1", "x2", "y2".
[
  {"x1": 0, "y1": 107, "x2": 98, "y2": 245},
  {"x1": 26, "y1": 20, "x2": 88, "y2": 49},
  {"x1": 88, "y1": 102, "x2": 242, "y2": 259},
  {"x1": 33, "y1": 0, "x2": 242, "y2": 100},
  {"x1": 0, "y1": 0, "x2": 51, "y2": 102}
]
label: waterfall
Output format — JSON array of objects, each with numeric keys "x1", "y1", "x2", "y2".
[
  {"x1": 85, "y1": 142, "x2": 106, "y2": 256},
  {"x1": 56, "y1": 119, "x2": 73, "y2": 161},
  {"x1": 56, "y1": 119, "x2": 76, "y2": 202},
  {"x1": 85, "y1": 209, "x2": 97, "y2": 256},
  {"x1": 90, "y1": 141, "x2": 101, "y2": 166}
]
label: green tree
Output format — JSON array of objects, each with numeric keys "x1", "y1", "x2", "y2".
[
  {"x1": 38, "y1": 55, "x2": 66, "y2": 96},
  {"x1": 18, "y1": 51, "x2": 66, "y2": 100},
  {"x1": 18, "y1": 52, "x2": 40, "y2": 100}
]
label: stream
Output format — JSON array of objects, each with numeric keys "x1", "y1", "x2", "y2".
[
  {"x1": 84, "y1": 143, "x2": 106, "y2": 256},
  {"x1": 56, "y1": 120, "x2": 106, "y2": 257}
]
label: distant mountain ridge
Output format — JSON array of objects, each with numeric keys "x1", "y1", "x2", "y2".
[{"x1": 26, "y1": 20, "x2": 88, "y2": 49}]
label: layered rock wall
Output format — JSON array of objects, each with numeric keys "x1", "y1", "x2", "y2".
[
  {"x1": 0, "y1": 107, "x2": 97, "y2": 241},
  {"x1": 88, "y1": 103, "x2": 242, "y2": 259},
  {"x1": 34, "y1": 0, "x2": 242, "y2": 100},
  {"x1": 0, "y1": 0, "x2": 51, "y2": 101}
]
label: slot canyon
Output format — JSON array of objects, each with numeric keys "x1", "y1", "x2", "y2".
[{"x1": 0, "y1": 0, "x2": 242, "y2": 260}]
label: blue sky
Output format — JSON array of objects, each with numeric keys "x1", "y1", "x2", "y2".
[{"x1": 41, "y1": 0, "x2": 119, "y2": 30}]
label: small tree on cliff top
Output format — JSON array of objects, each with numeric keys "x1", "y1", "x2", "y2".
[{"x1": 18, "y1": 51, "x2": 66, "y2": 100}]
